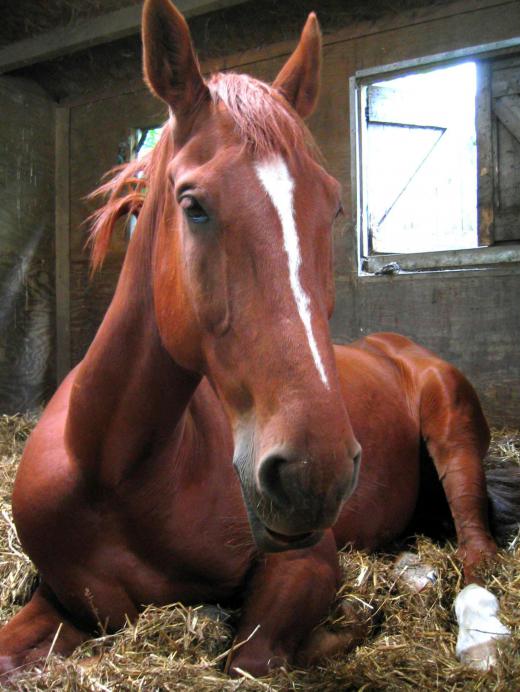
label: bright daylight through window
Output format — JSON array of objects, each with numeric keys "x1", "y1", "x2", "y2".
[
  {"x1": 126, "y1": 126, "x2": 164, "y2": 237},
  {"x1": 360, "y1": 62, "x2": 478, "y2": 257},
  {"x1": 356, "y1": 49, "x2": 520, "y2": 274}
]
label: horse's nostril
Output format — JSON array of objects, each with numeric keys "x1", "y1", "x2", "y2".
[{"x1": 257, "y1": 453, "x2": 290, "y2": 509}]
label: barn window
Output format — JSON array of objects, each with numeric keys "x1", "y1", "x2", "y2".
[
  {"x1": 126, "y1": 126, "x2": 164, "y2": 237},
  {"x1": 353, "y1": 42, "x2": 520, "y2": 274},
  {"x1": 131, "y1": 126, "x2": 164, "y2": 160}
]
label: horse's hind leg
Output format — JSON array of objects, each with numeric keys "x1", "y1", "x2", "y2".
[
  {"x1": 418, "y1": 364, "x2": 512, "y2": 669},
  {"x1": 418, "y1": 363, "x2": 497, "y2": 585},
  {"x1": 0, "y1": 583, "x2": 90, "y2": 678}
]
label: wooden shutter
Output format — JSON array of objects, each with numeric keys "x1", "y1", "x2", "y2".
[
  {"x1": 489, "y1": 57, "x2": 520, "y2": 242},
  {"x1": 365, "y1": 82, "x2": 473, "y2": 255}
]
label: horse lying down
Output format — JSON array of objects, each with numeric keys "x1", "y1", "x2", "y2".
[{"x1": 0, "y1": 0, "x2": 518, "y2": 679}]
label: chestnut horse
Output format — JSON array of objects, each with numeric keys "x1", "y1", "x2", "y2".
[{"x1": 0, "y1": 0, "x2": 517, "y2": 678}]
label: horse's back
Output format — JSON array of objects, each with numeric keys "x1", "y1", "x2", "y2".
[{"x1": 348, "y1": 332, "x2": 489, "y2": 450}]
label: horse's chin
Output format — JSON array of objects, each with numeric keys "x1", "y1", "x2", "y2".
[
  {"x1": 260, "y1": 526, "x2": 323, "y2": 552},
  {"x1": 244, "y1": 503, "x2": 323, "y2": 553}
]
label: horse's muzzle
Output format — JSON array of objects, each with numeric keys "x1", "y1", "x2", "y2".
[{"x1": 233, "y1": 444, "x2": 361, "y2": 553}]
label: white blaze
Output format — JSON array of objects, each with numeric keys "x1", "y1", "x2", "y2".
[{"x1": 255, "y1": 156, "x2": 330, "y2": 389}]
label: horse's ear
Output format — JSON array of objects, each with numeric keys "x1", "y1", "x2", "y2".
[
  {"x1": 273, "y1": 13, "x2": 322, "y2": 119},
  {"x1": 142, "y1": 0, "x2": 209, "y2": 114}
]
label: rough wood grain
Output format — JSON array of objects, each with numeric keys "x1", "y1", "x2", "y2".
[
  {"x1": 0, "y1": 77, "x2": 55, "y2": 413},
  {"x1": 0, "y1": 0, "x2": 249, "y2": 74},
  {"x1": 331, "y1": 268, "x2": 520, "y2": 427},
  {"x1": 55, "y1": 106, "x2": 71, "y2": 383}
]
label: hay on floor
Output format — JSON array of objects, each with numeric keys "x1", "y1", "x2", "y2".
[{"x1": 0, "y1": 414, "x2": 518, "y2": 691}]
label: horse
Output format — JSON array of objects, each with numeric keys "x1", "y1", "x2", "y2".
[{"x1": 0, "y1": 0, "x2": 518, "y2": 678}]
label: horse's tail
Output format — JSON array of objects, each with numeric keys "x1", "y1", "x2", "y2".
[{"x1": 486, "y1": 465, "x2": 520, "y2": 543}]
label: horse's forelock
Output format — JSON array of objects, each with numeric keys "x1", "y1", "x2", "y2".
[{"x1": 208, "y1": 72, "x2": 319, "y2": 159}]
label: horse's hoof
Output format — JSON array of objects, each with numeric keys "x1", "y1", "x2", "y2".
[
  {"x1": 296, "y1": 601, "x2": 371, "y2": 666},
  {"x1": 0, "y1": 655, "x2": 21, "y2": 680}
]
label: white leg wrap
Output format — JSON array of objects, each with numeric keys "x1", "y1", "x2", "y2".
[{"x1": 455, "y1": 584, "x2": 510, "y2": 670}]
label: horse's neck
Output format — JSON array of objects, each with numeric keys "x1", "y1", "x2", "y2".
[{"x1": 65, "y1": 249, "x2": 200, "y2": 487}]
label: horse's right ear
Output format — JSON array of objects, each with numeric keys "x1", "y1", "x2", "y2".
[{"x1": 142, "y1": 0, "x2": 209, "y2": 114}]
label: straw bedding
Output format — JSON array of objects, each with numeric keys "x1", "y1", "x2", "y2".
[{"x1": 0, "y1": 413, "x2": 518, "y2": 690}]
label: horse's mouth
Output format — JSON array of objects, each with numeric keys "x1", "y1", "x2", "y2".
[
  {"x1": 263, "y1": 526, "x2": 322, "y2": 549},
  {"x1": 243, "y1": 501, "x2": 324, "y2": 552}
]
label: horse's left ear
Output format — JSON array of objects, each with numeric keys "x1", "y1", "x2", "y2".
[
  {"x1": 142, "y1": 0, "x2": 209, "y2": 114},
  {"x1": 273, "y1": 13, "x2": 322, "y2": 119}
]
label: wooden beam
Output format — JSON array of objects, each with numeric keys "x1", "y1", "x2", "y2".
[
  {"x1": 363, "y1": 244, "x2": 520, "y2": 275},
  {"x1": 0, "y1": 0, "x2": 248, "y2": 74},
  {"x1": 55, "y1": 106, "x2": 71, "y2": 383}
]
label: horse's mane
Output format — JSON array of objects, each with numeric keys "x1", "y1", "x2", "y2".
[{"x1": 88, "y1": 73, "x2": 320, "y2": 271}]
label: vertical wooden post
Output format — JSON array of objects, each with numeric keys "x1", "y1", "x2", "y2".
[
  {"x1": 55, "y1": 106, "x2": 71, "y2": 383},
  {"x1": 476, "y1": 61, "x2": 494, "y2": 247}
]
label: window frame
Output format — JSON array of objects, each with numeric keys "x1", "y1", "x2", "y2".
[{"x1": 351, "y1": 36, "x2": 520, "y2": 276}]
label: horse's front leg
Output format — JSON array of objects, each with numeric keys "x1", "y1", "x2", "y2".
[
  {"x1": 0, "y1": 583, "x2": 91, "y2": 679},
  {"x1": 228, "y1": 531, "x2": 361, "y2": 677}
]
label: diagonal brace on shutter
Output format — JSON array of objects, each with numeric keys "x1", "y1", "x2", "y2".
[
  {"x1": 375, "y1": 125, "x2": 446, "y2": 229},
  {"x1": 493, "y1": 95, "x2": 520, "y2": 142}
]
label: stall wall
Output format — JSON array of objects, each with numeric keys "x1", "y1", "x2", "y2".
[
  {"x1": 65, "y1": 0, "x2": 520, "y2": 425},
  {"x1": 0, "y1": 77, "x2": 55, "y2": 413}
]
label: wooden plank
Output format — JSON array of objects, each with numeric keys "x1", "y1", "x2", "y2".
[
  {"x1": 331, "y1": 268, "x2": 520, "y2": 427},
  {"x1": 494, "y1": 209, "x2": 520, "y2": 240},
  {"x1": 55, "y1": 106, "x2": 71, "y2": 382},
  {"x1": 492, "y1": 61, "x2": 520, "y2": 241},
  {"x1": 68, "y1": 91, "x2": 166, "y2": 364},
  {"x1": 0, "y1": 77, "x2": 55, "y2": 412},
  {"x1": 491, "y1": 56, "x2": 520, "y2": 96},
  {"x1": 363, "y1": 244, "x2": 520, "y2": 274},
  {"x1": 0, "y1": 0, "x2": 249, "y2": 74},
  {"x1": 494, "y1": 94, "x2": 520, "y2": 140},
  {"x1": 61, "y1": 0, "x2": 520, "y2": 107},
  {"x1": 70, "y1": 257, "x2": 124, "y2": 365},
  {"x1": 69, "y1": 92, "x2": 166, "y2": 260},
  {"x1": 0, "y1": 258, "x2": 56, "y2": 412},
  {"x1": 476, "y1": 61, "x2": 494, "y2": 246}
]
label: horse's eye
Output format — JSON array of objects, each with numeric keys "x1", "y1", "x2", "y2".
[{"x1": 180, "y1": 196, "x2": 209, "y2": 224}]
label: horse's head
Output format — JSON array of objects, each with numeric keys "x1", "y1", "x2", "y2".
[{"x1": 142, "y1": 0, "x2": 361, "y2": 551}]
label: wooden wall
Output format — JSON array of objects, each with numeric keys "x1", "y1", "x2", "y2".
[
  {"x1": 0, "y1": 77, "x2": 55, "y2": 413},
  {"x1": 62, "y1": 0, "x2": 520, "y2": 425},
  {"x1": 67, "y1": 95, "x2": 166, "y2": 367}
]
